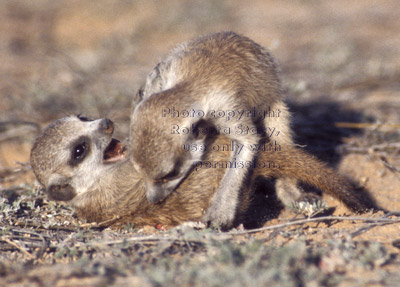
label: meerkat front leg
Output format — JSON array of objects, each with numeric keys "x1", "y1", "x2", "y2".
[{"x1": 202, "y1": 127, "x2": 260, "y2": 228}]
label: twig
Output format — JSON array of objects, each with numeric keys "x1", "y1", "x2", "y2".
[
  {"x1": 350, "y1": 223, "x2": 383, "y2": 238},
  {"x1": 350, "y1": 211, "x2": 400, "y2": 238},
  {"x1": 334, "y1": 122, "x2": 400, "y2": 130},
  {"x1": 0, "y1": 236, "x2": 35, "y2": 260},
  {"x1": 26, "y1": 230, "x2": 48, "y2": 260},
  {"x1": 94, "y1": 235, "x2": 187, "y2": 246},
  {"x1": 82, "y1": 215, "x2": 400, "y2": 247},
  {"x1": 0, "y1": 121, "x2": 40, "y2": 142},
  {"x1": 299, "y1": 122, "x2": 400, "y2": 130},
  {"x1": 337, "y1": 142, "x2": 400, "y2": 175},
  {"x1": 380, "y1": 157, "x2": 400, "y2": 173},
  {"x1": 368, "y1": 142, "x2": 400, "y2": 150},
  {"x1": 228, "y1": 215, "x2": 400, "y2": 236},
  {"x1": 0, "y1": 164, "x2": 32, "y2": 181},
  {"x1": 337, "y1": 142, "x2": 400, "y2": 154},
  {"x1": 11, "y1": 221, "x2": 78, "y2": 232},
  {"x1": 79, "y1": 215, "x2": 121, "y2": 229}
]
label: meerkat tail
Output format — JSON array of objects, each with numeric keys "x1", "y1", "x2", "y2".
[{"x1": 256, "y1": 146, "x2": 378, "y2": 212}]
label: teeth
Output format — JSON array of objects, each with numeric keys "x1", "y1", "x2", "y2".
[{"x1": 103, "y1": 139, "x2": 127, "y2": 163}]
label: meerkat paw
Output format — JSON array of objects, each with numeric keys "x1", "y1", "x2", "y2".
[
  {"x1": 202, "y1": 205, "x2": 236, "y2": 230},
  {"x1": 177, "y1": 221, "x2": 207, "y2": 230},
  {"x1": 146, "y1": 187, "x2": 171, "y2": 203}
]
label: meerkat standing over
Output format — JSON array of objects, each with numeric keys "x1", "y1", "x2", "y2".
[{"x1": 130, "y1": 32, "x2": 298, "y2": 227}]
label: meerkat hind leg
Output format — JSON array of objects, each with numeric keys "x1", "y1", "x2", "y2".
[
  {"x1": 275, "y1": 177, "x2": 322, "y2": 207},
  {"x1": 275, "y1": 177, "x2": 303, "y2": 207}
]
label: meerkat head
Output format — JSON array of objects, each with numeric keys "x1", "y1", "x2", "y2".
[
  {"x1": 30, "y1": 115, "x2": 127, "y2": 202},
  {"x1": 130, "y1": 93, "x2": 208, "y2": 203}
]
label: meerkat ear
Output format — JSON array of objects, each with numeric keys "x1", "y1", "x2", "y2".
[
  {"x1": 132, "y1": 87, "x2": 144, "y2": 109},
  {"x1": 46, "y1": 175, "x2": 76, "y2": 201}
]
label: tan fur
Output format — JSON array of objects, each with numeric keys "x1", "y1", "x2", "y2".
[
  {"x1": 30, "y1": 116, "x2": 251, "y2": 228},
  {"x1": 130, "y1": 32, "x2": 299, "y2": 227},
  {"x1": 30, "y1": 116, "x2": 375, "y2": 229},
  {"x1": 30, "y1": 32, "x2": 377, "y2": 229}
]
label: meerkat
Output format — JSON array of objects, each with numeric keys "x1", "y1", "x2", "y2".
[
  {"x1": 30, "y1": 115, "x2": 375, "y2": 229},
  {"x1": 29, "y1": 115, "x2": 250, "y2": 227},
  {"x1": 130, "y1": 32, "x2": 300, "y2": 227}
]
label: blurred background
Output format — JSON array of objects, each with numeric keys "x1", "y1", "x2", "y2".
[
  {"x1": 0, "y1": 0, "x2": 399, "y2": 210},
  {"x1": 1, "y1": 0, "x2": 399, "y2": 122}
]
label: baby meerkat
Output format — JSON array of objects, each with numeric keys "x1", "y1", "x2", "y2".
[
  {"x1": 131, "y1": 32, "x2": 298, "y2": 227},
  {"x1": 30, "y1": 116, "x2": 374, "y2": 228}
]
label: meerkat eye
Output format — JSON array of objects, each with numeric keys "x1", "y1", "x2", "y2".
[
  {"x1": 161, "y1": 168, "x2": 180, "y2": 182},
  {"x1": 157, "y1": 160, "x2": 182, "y2": 183},
  {"x1": 73, "y1": 143, "x2": 87, "y2": 160},
  {"x1": 69, "y1": 136, "x2": 91, "y2": 166}
]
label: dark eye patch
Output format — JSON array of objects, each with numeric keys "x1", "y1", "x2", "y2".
[
  {"x1": 69, "y1": 136, "x2": 91, "y2": 166},
  {"x1": 77, "y1": 114, "x2": 93, "y2": 122},
  {"x1": 74, "y1": 143, "x2": 86, "y2": 159},
  {"x1": 156, "y1": 160, "x2": 182, "y2": 183},
  {"x1": 161, "y1": 168, "x2": 180, "y2": 181}
]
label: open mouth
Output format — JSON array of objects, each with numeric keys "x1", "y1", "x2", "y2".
[{"x1": 103, "y1": 138, "x2": 127, "y2": 163}]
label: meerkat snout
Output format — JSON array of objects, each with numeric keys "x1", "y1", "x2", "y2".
[
  {"x1": 46, "y1": 174, "x2": 76, "y2": 201},
  {"x1": 145, "y1": 177, "x2": 182, "y2": 203},
  {"x1": 99, "y1": 118, "x2": 114, "y2": 135}
]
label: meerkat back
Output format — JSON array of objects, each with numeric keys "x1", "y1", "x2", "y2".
[{"x1": 130, "y1": 32, "x2": 303, "y2": 228}]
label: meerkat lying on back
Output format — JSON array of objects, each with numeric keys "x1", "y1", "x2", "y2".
[
  {"x1": 30, "y1": 116, "x2": 373, "y2": 228},
  {"x1": 131, "y1": 32, "x2": 299, "y2": 227},
  {"x1": 30, "y1": 116, "x2": 249, "y2": 226}
]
